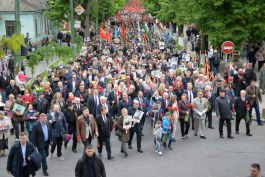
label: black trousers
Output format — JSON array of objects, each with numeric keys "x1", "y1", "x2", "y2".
[
  {"x1": 14, "y1": 120, "x2": 25, "y2": 139},
  {"x1": 236, "y1": 118, "x2": 250, "y2": 134},
  {"x1": 65, "y1": 130, "x2": 77, "y2": 150},
  {"x1": 50, "y1": 137, "x2": 63, "y2": 157},
  {"x1": 128, "y1": 128, "x2": 141, "y2": 149},
  {"x1": 82, "y1": 135, "x2": 92, "y2": 151},
  {"x1": 97, "y1": 136, "x2": 111, "y2": 158},
  {"x1": 21, "y1": 166, "x2": 31, "y2": 177},
  {"x1": 38, "y1": 142, "x2": 49, "y2": 172},
  {"x1": 219, "y1": 119, "x2": 231, "y2": 136},
  {"x1": 206, "y1": 108, "x2": 213, "y2": 128},
  {"x1": 179, "y1": 118, "x2": 190, "y2": 137}
]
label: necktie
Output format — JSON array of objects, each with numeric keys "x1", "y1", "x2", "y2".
[
  {"x1": 139, "y1": 98, "x2": 142, "y2": 105},
  {"x1": 189, "y1": 92, "x2": 192, "y2": 103}
]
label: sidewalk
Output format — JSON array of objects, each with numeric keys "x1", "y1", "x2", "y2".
[{"x1": 24, "y1": 56, "x2": 59, "y2": 80}]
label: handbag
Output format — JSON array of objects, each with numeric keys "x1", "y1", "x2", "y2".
[{"x1": 115, "y1": 128, "x2": 122, "y2": 137}]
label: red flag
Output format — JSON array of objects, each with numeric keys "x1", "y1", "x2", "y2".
[
  {"x1": 122, "y1": 21, "x2": 127, "y2": 41},
  {"x1": 116, "y1": 12, "x2": 121, "y2": 22},
  {"x1": 99, "y1": 27, "x2": 108, "y2": 39}
]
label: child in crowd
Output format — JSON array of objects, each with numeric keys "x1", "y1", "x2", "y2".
[
  {"x1": 153, "y1": 120, "x2": 163, "y2": 155},
  {"x1": 162, "y1": 112, "x2": 173, "y2": 150}
]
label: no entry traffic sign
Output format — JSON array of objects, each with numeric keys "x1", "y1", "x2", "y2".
[{"x1": 222, "y1": 41, "x2": 234, "y2": 54}]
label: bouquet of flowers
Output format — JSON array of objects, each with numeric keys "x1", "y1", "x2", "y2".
[
  {"x1": 173, "y1": 106, "x2": 178, "y2": 112},
  {"x1": 246, "y1": 103, "x2": 250, "y2": 123},
  {"x1": 189, "y1": 103, "x2": 195, "y2": 109}
]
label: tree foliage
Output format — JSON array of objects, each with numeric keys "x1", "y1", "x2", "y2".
[
  {"x1": 45, "y1": 0, "x2": 125, "y2": 27},
  {"x1": 142, "y1": 0, "x2": 265, "y2": 49}
]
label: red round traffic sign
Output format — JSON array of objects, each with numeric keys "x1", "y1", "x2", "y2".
[{"x1": 222, "y1": 41, "x2": 234, "y2": 54}]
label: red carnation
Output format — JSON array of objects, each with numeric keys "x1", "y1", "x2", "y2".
[
  {"x1": 189, "y1": 103, "x2": 195, "y2": 109},
  {"x1": 205, "y1": 93, "x2": 209, "y2": 99},
  {"x1": 167, "y1": 106, "x2": 172, "y2": 111},
  {"x1": 246, "y1": 104, "x2": 250, "y2": 109},
  {"x1": 159, "y1": 113, "x2": 163, "y2": 117},
  {"x1": 173, "y1": 107, "x2": 178, "y2": 111},
  {"x1": 113, "y1": 122, "x2": 118, "y2": 127},
  {"x1": 77, "y1": 136, "x2": 81, "y2": 141},
  {"x1": 141, "y1": 103, "x2": 146, "y2": 107}
]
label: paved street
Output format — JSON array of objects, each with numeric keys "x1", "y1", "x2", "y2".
[{"x1": 0, "y1": 110, "x2": 265, "y2": 177}]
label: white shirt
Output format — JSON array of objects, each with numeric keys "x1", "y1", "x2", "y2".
[
  {"x1": 21, "y1": 144, "x2": 27, "y2": 166},
  {"x1": 188, "y1": 90, "x2": 193, "y2": 103}
]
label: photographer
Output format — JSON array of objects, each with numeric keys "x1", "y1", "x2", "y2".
[{"x1": 48, "y1": 104, "x2": 68, "y2": 161}]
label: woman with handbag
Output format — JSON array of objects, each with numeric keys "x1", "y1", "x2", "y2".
[
  {"x1": 0, "y1": 111, "x2": 13, "y2": 156},
  {"x1": 117, "y1": 108, "x2": 130, "y2": 157}
]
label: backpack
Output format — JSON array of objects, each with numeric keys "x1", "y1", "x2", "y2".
[{"x1": 213, "y1": 54, "x2": 220, "y2": 65}]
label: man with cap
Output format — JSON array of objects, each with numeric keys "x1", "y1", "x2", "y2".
[
  {"x1": 192, "y1": 90, "x2": 209, "y2": 139},
  {"x1": 63, "y1": 102, "x2": 78, "y2": 152},
  {"x1": 215, "y1": 89, "x2": 234, "y2": 139},
  {"x1": 10, "y1": 94, "x2": 27, "y2": 141},
  {"x1": 33, "y1": 92, "x2": 49, "y2": 115}
]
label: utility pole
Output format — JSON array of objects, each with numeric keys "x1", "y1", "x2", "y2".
[
  {"x1": 14, "y1": 0, "x2": 21, "y2": 75},
  {"x1": 70, "y1": 0, "x2": 75, "y2": 43},
  {"x1": 96, "y1": 0, "x2": 98, "y2": 34}
]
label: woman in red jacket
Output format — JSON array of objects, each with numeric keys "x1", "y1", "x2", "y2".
[{"x1": 22, "y1": 89, "x2": 34, "y2": 105}]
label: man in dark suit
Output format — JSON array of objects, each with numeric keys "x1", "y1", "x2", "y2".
[
  {"x1": 96, "y1": 96, "x2": 111, "y2": 117},
  {"x1": 95, "y1": 107, "x2": 114, "y2": 160},
  {"x1": 107, "y1": 84, "x2": 121, "y2": 117},
  {"x1": 56, "y1": 81, "x2": 68, "y2": 101},
  {"x1": 74, "y1": 97, "x2": 84, "y2": 116},
  {"x1": 31, "y1": 113, "x2": 51, "y2": 176},
  {"x1": 234, "y1": 90, "x2": 252, "y2": 136},
  {"x1": 134, "y1": 91, "x2": 149, "y2": 134},
  {"x1": 184, "y1": 83, "x2": 197, "y2": 130},
  {"x1": 118, "y1": 92, "x2": 132, "y2": 116},
  {"x1": 128, "y1": 100, "x2": 143, "y2": 153},
  {"x1": 87, "y1": 88, "x2": 100, "y2": 117}
]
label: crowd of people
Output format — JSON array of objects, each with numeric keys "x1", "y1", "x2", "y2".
[{"x1": 0, "y1": 12, "x2": 264, "y2": 177}]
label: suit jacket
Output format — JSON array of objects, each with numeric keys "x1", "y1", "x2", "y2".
[
  {"x1": 47, "y1": 112, "x2": 68, "y2": 138},
  {"x1": 76, "y1": 114, "x2": 98, "y2": 142},
  {"x1": 134, "y1": 97, "x2": 150, "y2": 113},
  {"x1": 107, "y1": 91, "x2": 121, "y2": 107},
  {"x1": 234, "y1": 97, "x2": 249, "y2": 119},
  {"x1": 87, "y1": 95, "x2": 100, "y2": 117},
  {"x1": 74, "y1": 103, "x2": 84, "y2": 116},
  {"x1": 246, "y1": 85, "x2": 262, "y2": 105},
  {"x1": 31, "y1": 121, "x2": 51, "y2": 149},
  {"x1": 184, "y1": 89, "x2": 197, "y2": 103},
  {"x1": 0, "y1": 75, "x2": 11, "y2": 90},
  {"x1": 128, "y1": 107, "x2": 142, "y2": 132},
  {"x1": 95, "y1": 114, "x2": 113, "y2": 138},
  {"x1": 178, "y1": 100, "x2": 190, "y2": 119},
  {"x1": 96, "y1": 103, "x2": 111, "y2": 117},
  {"x1": 118, "y1": 99, "x2": 132, "y2": 116},
  {"x1": 192, "y1": 97, "x2": 209, "y2": 120}
]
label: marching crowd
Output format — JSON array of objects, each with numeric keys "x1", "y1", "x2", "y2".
[{"x1": 0, "y1": 14, "x2": 264, "y2": 177}]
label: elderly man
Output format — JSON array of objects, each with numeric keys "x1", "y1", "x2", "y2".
[
  {"x1": 246, "y1": 80, "x2": 263, "y2": 126},
  {"x1": 234, "y1": 90, "x2": 252, "y2": 136},
  {"x1": 96, "y1": 96, "x2": 111, "y2": 117},
  {"x1": 215, "y1": 89, "x2": 234, "y2": 139},
  {"x1": 192, "y1": 90, "x2": 209, "y2": 139}
]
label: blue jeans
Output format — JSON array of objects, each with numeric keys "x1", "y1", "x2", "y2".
[
  {"x1": 213, "y1": 65, "x2": 220, "y2": 76},
  {"x1": 155, "y1": 139, "x2": 161, "y2": 152},
  {"x1": 249, "y1": 102, "x2": 261, "y2": 124}
]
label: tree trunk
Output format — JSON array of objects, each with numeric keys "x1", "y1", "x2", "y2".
[{"x1": 84, "y1": 0, "x2": 90, "y2": 38}]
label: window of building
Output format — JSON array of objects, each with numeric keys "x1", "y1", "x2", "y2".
[{"x1": 5, "y1": 20, "x2": 15, "y2": 37}]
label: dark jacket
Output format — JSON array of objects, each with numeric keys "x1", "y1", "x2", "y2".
[
  {"x1": 48, "y1": 112, "x2": 68, "y2": 138},
  {"x1": 215, "y1": 96, "x2": 232, "y2": 119},
  {"x1": 31, "y1": 121, "x2": 52, "y2": 149},
  {"x1": 0, "y1": 75, "x2": 11, "y2": 90},
  {"x1": 87, "y1": 95, "x2": 100, "y2": 117},
  {"x1": 234, "y1": 97, "x2": 249, "y2": 119},
  {"x1": 33, "y1": 98, "x2": 50, "y2": 114},
  {"x1": 95, "y1": 114, "x2": 113, "y2": 138},
  {"x1": 63, "y1": 109, "x2": 78, "y2": 134},
  {"x1": 7, "y1": 141, "x2": 37, "y2": 177},
  {"x1": 128, "y1": 107, "x2": 142, "y2": 132},
  {"x1": 118, "y1": 99, "x2": 132, "y2": 116},
  {"x1": 178, "y1": 100, "x2": 190, "y2": 119},
  {"x1": 6, "y1": 84, "x2": 21, "y2": 98},
  {"x1": 74, "y1": 103, "x2": 84, "y2": 116},
  {"x1": 75, "y1": 153, "x2": 106, "y2": 177}
]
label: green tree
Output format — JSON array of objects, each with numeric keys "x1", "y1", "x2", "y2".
[{"x1": 142, "y1": 0, "x2": 265, "y2": 50}]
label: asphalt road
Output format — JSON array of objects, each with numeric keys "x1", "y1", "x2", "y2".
[{"x1": 0, "y1": 110, "x2": 265, "y2": 177}]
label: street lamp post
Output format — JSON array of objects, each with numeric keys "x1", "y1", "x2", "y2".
[{"x1": 14, "y1": 0, "x2": 21, "y2": 75}]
